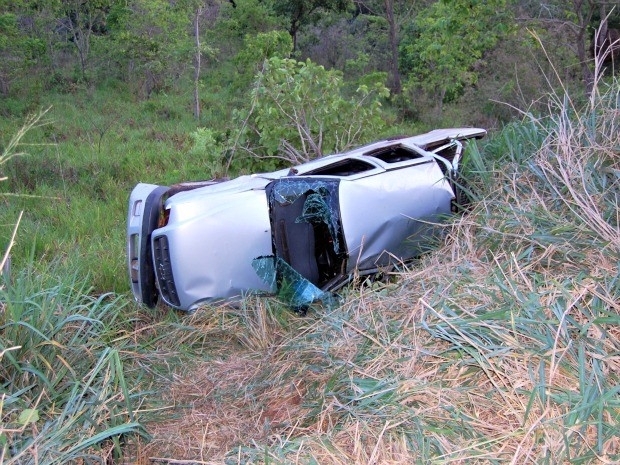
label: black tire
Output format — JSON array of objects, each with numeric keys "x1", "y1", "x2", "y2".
[{"x1": 140, "y1": 186, "x2": 169, "y2": 308}]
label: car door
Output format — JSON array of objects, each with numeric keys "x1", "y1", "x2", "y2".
[{"x1": 338, "y1": 155, "x2": 453, "y2": 272}]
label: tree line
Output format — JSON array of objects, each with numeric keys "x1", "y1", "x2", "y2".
[{"x1": 1, "y1": 0, "x2": 618, "y2": 127}]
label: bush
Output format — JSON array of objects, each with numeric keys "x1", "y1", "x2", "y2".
[{"x1": 230, "y1": 56, "x2": 391, "y2": 167}]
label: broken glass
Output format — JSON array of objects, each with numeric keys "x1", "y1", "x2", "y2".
[
  {"x1": 252, "y1": 256, "x2": 337, "y2": 311},
  {"x1": 296, "y1": 189, "x2": 342, "y2": 254},
  {"x1": 250, "y1": 255, "x2": 277, "y2": 293},
  {"x1": 269, "y1": 178, "x2": 342, "y2": 253}
]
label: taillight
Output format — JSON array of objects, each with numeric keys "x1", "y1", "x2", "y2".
[
  {"x1": 158, "y1": 208, "x2": 170, "y2": 228},
  {"x1": 129, "y1": 234, "x2": 139, "y2": 283}
]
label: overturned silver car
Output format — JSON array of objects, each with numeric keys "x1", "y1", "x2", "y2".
[{"x1": 127, "y1": 128, "x2": 486, "y2": 311}]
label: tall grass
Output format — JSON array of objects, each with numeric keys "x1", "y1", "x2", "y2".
[
  {"x1": 0, "y1": 263, "x2": 148, "y2": 463},
  {"x1": 134, "y1": 80, "x2": 620, "y2": 463},
  {"x1": 0, "y1": 111, "x2": 148, "y2": 463}
]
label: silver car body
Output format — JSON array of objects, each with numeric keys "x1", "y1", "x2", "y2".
[{"x1": 127, "y1": 128, "x2": 486, "y2": 310}]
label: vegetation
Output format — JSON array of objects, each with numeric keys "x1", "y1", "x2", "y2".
[{"x1": 1, "y1": 0, "x2": 619, "y2": 462}]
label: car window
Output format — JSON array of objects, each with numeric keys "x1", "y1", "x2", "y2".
[
  {"x1": 304, "y1": 158, "x2": 376, "y2": 177},
  {"x1": 364, "y1": 144, "x2": 423, "y2": 163}
]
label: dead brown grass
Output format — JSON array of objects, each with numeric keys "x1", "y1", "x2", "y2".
[
  {"x1": 124, "y1": 204, "x2": 620, "y2": 463},
  {"x1": 122, "y1": 78, "x2": 620, "y2": 463},
  {"x1": 126, "y1": 239, "x2": 619, "y2": 463}
]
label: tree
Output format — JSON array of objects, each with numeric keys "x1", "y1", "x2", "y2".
[
  {"x1": 111, "y1": 0, "x2": 193, "y2": 97},
  {"x1": 193, "y1": 5, "x2": 203, "y2": 120},
  {"x1": 383, "y1": 0, "x2": 401, "y2": 93},
  {"x1": 56, "y1": 0, "x2": 115, "y2": 80},
  {"x1": 0, "y1": 12, "x2": 28, "y2": 95},
  {"x1": 400, "y1": 0, "x2": 511, "y2": 118},
  {"x1": 271, "y1": 0, "x2": 350, "y2": 50},
  {"x1": 515, "y1": 1, "x2": 620, "y2": 95},
  {"x1": 232, "y1": 56, "x2": 390, "y2": 166},
  {"x1": 558, "y1": 0, "x2": 619, "y2": 94},
  {"x1": 234, "y1": 30, "x2": 293, "y2": 86},
  {"x1": 0, "y1": 2, "x2": 47, "y2": 95},
  {"x1": 350, "y1": 0, "x2": 416, "y2": 94}
]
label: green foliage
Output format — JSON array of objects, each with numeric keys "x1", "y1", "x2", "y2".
[
  {"x1": 188, "y1": 127, "x2": 227, "y2": 178},
  {"x1": 270, "y1": 0, "x2": 350, "y2": 35},
  {"x1": 214, "y1": 0, "x2": 285, "y2": 41},
  {"x1": 0, "y1": 12, "x2": 46, "y2": 96},
  {"x1": 400, "y1": 0, "x2": 513, "y2": 116},
  {"x1": 0, "y1": 12, "x2": 18, "y2": 46},
  {"x1": 233, "y1": 56, "x2": 390, "y2": 165},
  {"x1": 0, "y1": 265, "x2": 148, "y2": 463},
  {"x1": 235, "y1": 30, "x2": 293, "y2": 72},
  {"x1": 231, "y1": 30, "x2": 293, "y2": 92},
  {"x1": 110, "y1": 0, "x2": 194, "y2": 96}
]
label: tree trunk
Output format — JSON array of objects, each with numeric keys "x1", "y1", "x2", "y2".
[
  {"x1": 572, "y1": 0, "x2": 594, "y2": 95},
  {"x1": 384, "y1": 0, "x2": 402, "y2": 94},
  {"x1": 193, "y1": 7, "x2": 202, "y2": 120},
  {"x1": 65, "y1": 1, "x2": 92, "y2": 82}
]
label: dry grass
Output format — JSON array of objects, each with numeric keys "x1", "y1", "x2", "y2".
[
  {"x1": 123, "y1": 77, "x2": 620, "y2": 463},
  {"x1": 130, "y1": 246, "x2": 619, "y2": 463}
]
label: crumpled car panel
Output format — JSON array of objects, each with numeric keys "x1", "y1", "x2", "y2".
[
  {"x1": 339, "y1": 158, "x2": 453, "y2": 271},
  {"x1": 127, "y1": 128, "x2": 486, "y2": 311}
]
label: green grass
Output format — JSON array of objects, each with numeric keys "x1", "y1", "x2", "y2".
[
  {"x1": 0, "y1": 263, "x2": 148, "y2": 463},
  {"x1": 0, "y1": 87, "x2": 203, "y2": 293},
  {"x1": 1, "y1": 72, "x2": 620, "y2": 462}
]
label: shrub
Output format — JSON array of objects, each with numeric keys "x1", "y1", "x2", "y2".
[{"x1": 230, "y1": 56, "x2": 390, "y2": 167}]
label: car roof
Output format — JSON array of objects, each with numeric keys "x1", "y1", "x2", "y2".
[
  {"x1": 165, "y1": 128, "x2": 486, "y2": 204},
  {"x1": 279, "y1": 127, "x2": 486, "y2": 176}
]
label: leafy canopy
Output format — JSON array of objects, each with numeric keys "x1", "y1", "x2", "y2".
[
  {"x1": 234, "y1": 56, "x2": 390, "y2": 165},
  {"x1": 400, "y1": 0, "x2": 512, "y2": 103}
]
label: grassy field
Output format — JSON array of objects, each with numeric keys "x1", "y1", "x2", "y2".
[{"x1": 1, "y1": 75, "x2": 620, "y2": 463}]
